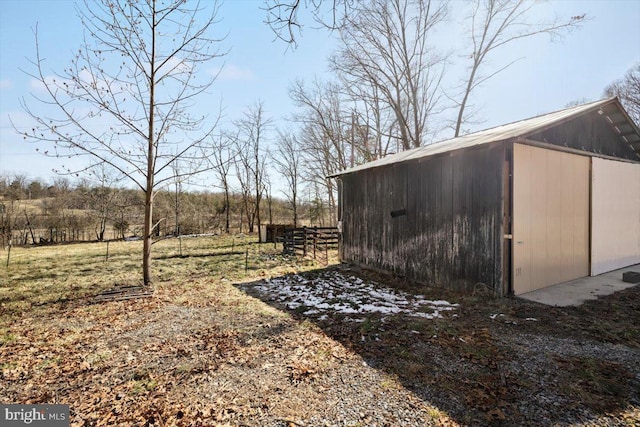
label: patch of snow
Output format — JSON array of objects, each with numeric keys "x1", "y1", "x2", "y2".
[
  {"x1": 414, "y1": 312, "x2": 442, "y2": 320},
  {"x1": 429, "y1": 300, "x2": 460, "y2": 307},
  {"x1": 246, "y1": 270, "x2": 459, "y2": 320}
]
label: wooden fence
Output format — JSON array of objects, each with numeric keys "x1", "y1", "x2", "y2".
[{"x1": 282, "y1": 226, "x2": 339, "y2": 264}]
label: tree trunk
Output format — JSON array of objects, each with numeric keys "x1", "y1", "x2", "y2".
[
  {"x1": 293, "y1": 194, "x2": 298, "y2": 228},
  {"x1": 143, "y1": 185, "x2": 153, "y2": 286},
  {"x1": 24, "y1": 211, "x2": 36, "y2": 245},
  {"x1": 143, "y1": 3, "x2": 156, "y2": 287},
  {"x1": 224, "y1": 186, "x2": 230, "y2": 233},
  {"x1": 454, "y1": 63, "x2": 477, "y2": 138}
]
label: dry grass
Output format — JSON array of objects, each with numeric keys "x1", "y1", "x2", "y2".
[
  {"x1": 1, "y1": 235, "x2": 331, "y2": 320},
  {"x1": 0, "y1": 235, "x2": 355, "y2": 426},
  {"x1": 1, "y1": 237, "x2": 638, "y2": 426}
]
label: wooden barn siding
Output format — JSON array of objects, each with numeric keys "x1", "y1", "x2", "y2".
[
  {"x1": 527, "y1": 110, "x2": 639, "y2": 161},
  {"x1": 340, "y1": 144, "x2": 504, "y2": 293}
]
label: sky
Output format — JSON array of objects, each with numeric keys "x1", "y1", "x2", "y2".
[{"x1": 0, "y1": 0, "x2": 639, "y2": 188}]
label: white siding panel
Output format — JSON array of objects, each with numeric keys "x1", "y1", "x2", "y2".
[
  {"x1": 513, "y1": 144, "x2": 590, "y2": 295},
  {"x1": 591, "y1": 158, "x2": 640, "y2": 275}
]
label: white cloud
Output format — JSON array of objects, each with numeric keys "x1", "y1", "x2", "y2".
[
  {"x1": 210, "y1": 64, "x2": 254, "y2": 81},
  {"x1": 157, "y1": 57, "x2": 193, "y2": 77},
  {"x1": 1, "y1": 110, "x2": 34, "y2": 129},
  {"x1": 29, "y1": 76, "x2": 56, "y2": 93},
  {"x1": 0, "y1": 79, "x2": 13, "y2": 89}
]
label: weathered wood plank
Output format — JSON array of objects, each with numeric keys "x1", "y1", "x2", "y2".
[{"x1": 340, "y1": 145, "x2": 504, "y2": 293}]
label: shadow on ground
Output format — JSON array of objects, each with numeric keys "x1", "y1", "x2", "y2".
[{"x1": 236, "y1": 264, "x2": 640, "y2": 426}]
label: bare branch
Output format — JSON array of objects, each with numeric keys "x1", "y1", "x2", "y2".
[
  {"x1": 604, "y1": 62, "x2": 640, "y2": 125},
  {"x1": 453, "y1": 0, "x2": 587, "y2": 137},
  {"x1": 330, "y1": 0, "x2": 449, "y2": 150},
  {"x1": 263, "y1": 0, "x2": 354, "y2": 46},
  {"x1": 16, "y1": 0, "x2": 227, "y2": 286}
]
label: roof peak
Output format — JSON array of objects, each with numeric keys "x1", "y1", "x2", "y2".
[
  {"x1": 454, "y1": 97, "x2": 617, "y2": 141},
  {"x1": 332, "y1": 97, "x2": 638, "y2": 177}
]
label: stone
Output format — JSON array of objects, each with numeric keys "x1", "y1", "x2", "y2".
[{"x1": 622, "y1": 271, "x2": 640, "y2": 283}]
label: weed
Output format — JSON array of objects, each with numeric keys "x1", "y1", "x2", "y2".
[
  {"x1": 425, "y1": 405, "x2": 446, "y2": 420},
  {"x1": 0, "y1": 330, "x2": 16, "y2": 346},
  {"x1": 379, "y1": 375, "x2": 401, "y2": 390},
  {"x1": 294, "y1": 304, "x2": 311, "y2": 315},
  {"x1": 130, "y1": 378, "x2": 157, "y2": 394},
  {"x1": 37, "y1": 356, "x2": 62, "y2": 370},
  {"x1": 87, "y1": 350, "x2": 113, "y2": 365},
  {"x1": 359, "y1": 317, "x2": 381, "y2": 334},
  {"x1": 554, "y1": 355, "x2": 633, "y2": 412}
]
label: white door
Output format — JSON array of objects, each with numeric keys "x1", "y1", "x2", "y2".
[
  {"x1": 512, "y1": 144, "x2": 590, "y2": 295},
  {"x1": 591, "y1": 158, "x2": 640, "y2": 275}
]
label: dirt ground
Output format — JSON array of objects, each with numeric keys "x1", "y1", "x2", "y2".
[
  {"x1": 1, "y1": 242, "x2": 639, "y2": 426},
  {"x1": 239, "y1": 265, "x2": 640, "y2": 426}
]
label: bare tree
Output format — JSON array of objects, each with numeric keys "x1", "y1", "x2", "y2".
[
  {"x1": 81, "y1": 165, "x2": 123, "y2": 241},
  {"x1": 263, "y1": 0, "x2": 355, "y2": 46},
  {"x1": 330, "y1": 0, "x2": 449, "y2": 150},
  {"x1": 113, "y1": 190, "x2": 141, "y2": 240},
  {"x1": 206, "y1": 133, "x2": 235, "y2": 234},
  {"x1": 605, "y1": 62, "x2": 640, "y2": 125},
  {"x1": 263, "y1": 170, "x2": 274, "y2": 226},
  {"x1": 272, "y1": 129, "x2": 302, "y2": 227},
  {"x1": 290, "y1": 79, "x2": 351, "y2": 224},
  {"x1": 0, "y1": 175, "x2": 27, "y2": 248},
  {"x1": 234, "y1": 144, "x2": 255, "y2": 234},
  {"x1": 17, "y1": 0, "x2": 226, "y2": 286},
  {"x1": 234, "y1": 102, "x2": 272, "y2": 236},
  {"x1": 453, "y1": 0, "x2": 586, "y2": 136},
  {"x1": 0, "y1": 201, "x2": 8, "y2": 250},
  {"x1": 345, "y1": 82, "x2": 400, "y2": 160},
  {"x1": 170, "y1": 159, "x2": 185, "y2": 237},
  {"x1": 6, "y1": 174, "x2": 28, "y2": 201}
]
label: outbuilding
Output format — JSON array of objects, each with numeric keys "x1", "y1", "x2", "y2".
[{"x1": 332, "y1": 98, "x2": 640, "y2": 296}]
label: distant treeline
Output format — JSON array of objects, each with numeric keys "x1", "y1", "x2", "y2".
[{"x1": 0, "y1": 175, "x2": 333, "y2": 248}]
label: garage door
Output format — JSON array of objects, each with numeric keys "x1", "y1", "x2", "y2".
[
  {"x1": 591, "y1": 158, "x2": 640, "y2": 275},
  {"x1": 512, "y1": 144, "x2": 590, "y2": 295}
]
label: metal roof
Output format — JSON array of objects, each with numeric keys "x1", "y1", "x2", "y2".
[{"x1": 331, "y1": 97, "x2": 640, "y2": 177}]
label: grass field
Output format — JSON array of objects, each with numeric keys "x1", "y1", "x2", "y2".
[
  {"x1": 1, "y1": 236, "x2": 639, "y2": 426},
  {"x1": 1, "y1": 235, "x2": 325, "y2": 317}
]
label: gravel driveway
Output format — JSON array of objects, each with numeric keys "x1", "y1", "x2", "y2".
[{"x1": 239, "y1": 266, "x2": 640, "y2": 426}]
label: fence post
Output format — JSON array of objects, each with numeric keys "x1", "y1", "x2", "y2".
[
  {"x1": 313, "y1": 227, "x2": 317, "y2": 260},
  {"x1": 302, "y1": 227, "x2": 307, "y2": 256},
  {"x1": 5, "y1": 238, "x2": 11, "y2": 267},
  {"x1": 325, "y1": 238, "x2": 328, "y2": 265}
]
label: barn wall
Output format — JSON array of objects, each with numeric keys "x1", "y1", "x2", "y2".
[
  {"x1": 527, "y1": 111, "x2": 639, "y2": 161},
  {"x1": 340, "y1": 145, "x2": 504, "y2": 293}
]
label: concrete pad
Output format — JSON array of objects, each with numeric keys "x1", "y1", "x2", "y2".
[{"x1": 518, "y1": 264, "x2": 640, "y2": 307}]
